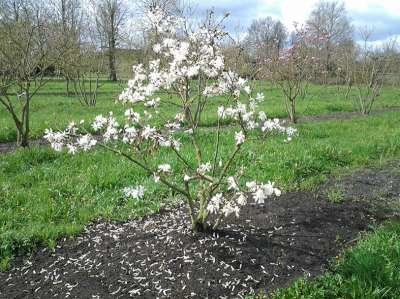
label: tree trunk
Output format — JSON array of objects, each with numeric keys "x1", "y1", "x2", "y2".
[
  {"x1": 192, "y1": 219, "x2": 208, "y2": 233},
  {"x1": 108, "y1": 46, "x2": 117, "y2": 81},
  {"x1": 108, "y1": 13, "x2": 117, "y2": 82},
  {"x1": 288, "y1": 98, "x2": 297, "y2": 123},
  {"x1": 18, "y1": 93, "x2": 30, "y2": 147}
]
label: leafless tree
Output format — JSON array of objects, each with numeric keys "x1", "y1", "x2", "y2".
[
  {"x1": 352, "y1": 27, "x2": 393, "y2": 115},
  {"x1": 135, "y1": 0, "x2": 182, "y2": 15},
  {"x1": 246, "y1": 17, "x2": 287, "y2": 62},
  {"x1": 306, "y1": 0, "x2": 353, "y2": 76},
  {"x1": 264, "y1": 27, "x2": 324, "y2": 123},
  {"x1": 49, "y1": 0, "x2": 83, "y2": 95},
  {"x1": 93, "y1": 0, "x2": 127, "y2": 81},
  {"x1": 0, "y1": 0, "x2": 63, "y2": 146}
]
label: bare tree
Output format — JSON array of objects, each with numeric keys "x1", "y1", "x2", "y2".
[
  {"x1": 306, "y1": 0, "x2": 353, "y2": 76},
  {"x1": 94, "y1": 0, "x2": 127, "y2": 81},
  {"x1": 49, "y1": 0, "x2": 83, "y2": 95},
  {"x1": 264, "y1": 27, "x2": 324, "y2": 123},
  {"x1": 246, "y1": 17, "x2": 287, "y2": 62},
  {"x1": 136, "y1": 0, "x2": 182, "y2": 15},
  {"x1": 352, "y1": 27, "x2": 392, "y2": 115},
  {"x1": 0, "y1": 0, "x2": 62, "y2": 146},
  {"x1": 68, "y1": 43, "x2": 106, "y2": 107}
]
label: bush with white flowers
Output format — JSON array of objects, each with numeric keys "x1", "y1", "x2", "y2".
[{"x1": 44, "y1": 8, "x2": 296, "y2": 232}]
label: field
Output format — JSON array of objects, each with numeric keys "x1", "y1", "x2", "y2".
[{"x1": 0, "y1": 80, "x2": 400, "y2": 297}]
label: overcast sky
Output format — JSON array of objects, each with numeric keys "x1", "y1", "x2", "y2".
[{"x1": 192, "y1": 0, "x2": 400, "y2": 44}]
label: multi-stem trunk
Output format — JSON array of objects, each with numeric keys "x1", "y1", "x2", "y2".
[
  {"x1": 285, "y1": 96, "x2": 297, "y2": 124},
  {"x1": 17, "y1": 93, "x2": 30, "y2": 147}
]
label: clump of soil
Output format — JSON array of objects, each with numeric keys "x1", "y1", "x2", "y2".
[{"x1": 1, "y1": 163, "x2": 399, "y2": 298}]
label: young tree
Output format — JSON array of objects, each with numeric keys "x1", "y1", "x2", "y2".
[
  {"x1": 0, "y1": 0, "x2": 61, "y2": 146},
  {"x1": 67, "y1": 43, "x2": 106, "y2": 107},
  {"x1": 352, "y1": 28, "x2": 392, "y2": 115},
  {"x1": 265, "y1": 27, "x2": 323, "y2": 123},
  {"x1": 94, "y1": 0, "x2": 127, "y2": 81},
  {"x1": 45, "y1": 8, "x2": 296, "y2": 233}
]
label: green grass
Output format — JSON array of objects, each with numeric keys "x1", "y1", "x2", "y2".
[
  {"x1": 272, "y1": 221, "x2": 400, "y2": 299},
  {"x1": 1, "y1": 80, "x2": 399, "y2": 142}
]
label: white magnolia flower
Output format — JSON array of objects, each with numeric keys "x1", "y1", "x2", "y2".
[
  {"x1": 235, "y1": 131, "x2": 245, "y2": 145},
  {"x1": 197, "y1": 162, "x2": 212, "y2": 175},
  {"x1": 258, "y1": 111, "x2": 267, "y2": 121},
  {"x1": 243, "y1": 86, "x2": 251, "y2": 94},
  {"x1": 153, "y1": 173, "x2": 160, "y2": 183},
  {"x1": 207, "y1": 193, "x2": 223, "y2": 214},
  {"x1": 227, "y1": 176, "x2": 239, "y2": 191},
  {"x1": 44, "y1": 129, "x2": 66, "y2": 152},
  {"x1": 236, "y1": 192, "x2": 247, "y2": 206},
  {"x1": 153, "y1": 43, "x2": 162, "y2": 53},
  {"x1": 253, "y1": 188, "x2": 266, "y2": 204},
  {"x1": 77, "y1": 134, "x2": 97, "y2": 151},
  {"x1": 144, "y1": 97, "x2": 160, "y2": 108},
  {"x1": 92, "y1": 115, "x2": 107, "y2": 131},
  {"x1": 255, "y1": 92, "x2": 265, "y2": 101},
  {"x1": 217, "y1": 106, "x2": 225, "y2": 118},
  {"x1": 123, "y1": 185, "x2": 145, "y2": 200},
  {"x1": 246, "y1": 181, "x2": 257, "y2": 192},
  {"x1": 184, "y1": 175, "x2": 191, "y2": 182},
  {"x1": 141, "y1": 126, "x2": 157, "y2": 140},
  {"x1": 158, "y1": 164, "x2": 172, "y2": 173},
  {"x1": 125, "y1": 109, "x2": 141, "y2": 123},
  {"x1": 250, "y1": 181, "x2": 281, "y2": 204},
  {"x1": 67, "y1": 144, "x2": 77, "y2": 155},
  {"x1": 222, "y1": 202, "x2": 240, "y2": 218}
]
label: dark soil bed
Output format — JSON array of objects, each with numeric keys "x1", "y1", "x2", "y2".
[
  {"x1": 0, "y1": 139, "x2": 47, "y2": 154},
  {"x1": 1, "y1": 164, "x2": 399, "y2": 298}
]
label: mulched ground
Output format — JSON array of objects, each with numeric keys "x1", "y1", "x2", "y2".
[
  {"x1": 1, "y1": 164, "x2": 399, "y2": 298},
  {"x1": 0, "y1": 139, "x2": 48, "y2": 154},
  {"x1": 298, "y1": 107, "x2": 400, "y2": 123}
]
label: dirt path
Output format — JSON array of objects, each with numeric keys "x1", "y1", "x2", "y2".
[{"x1": 1, "y1": 162, "x2": 399, "y2": 298}]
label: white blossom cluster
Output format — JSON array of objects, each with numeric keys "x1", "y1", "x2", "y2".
[
  {"x1": 123, "y1": 185, "x2": 146, "y2": 200},
  {"x1": 206, "y1": 177, "x2": 281, "y2": 218},
  {"x1": 44, "y1": 7, "x2": 296, "y2": 231}
]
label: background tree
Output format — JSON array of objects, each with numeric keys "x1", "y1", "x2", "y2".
[
  {"x1": 264, "y1": 27, "x2": 324, "y2": 123},
  {"x1": 94, "y1": 0, "x2": 127, "y2": 81},
  {"x1": 306, "y1": 0, "x2": 353, "y2": 78},
  {"x1": 352, "y1": 27, "x2": 393, "y2": 115},
  {"x1": 0, "y1": 0, "x2": 62, "y2": 146},
  {"x1": 246, "y1": 17, "x2": 287, "y2": 63},
  {"x1": 49, "y1": 0, "x2": 83, "y2": 95}
]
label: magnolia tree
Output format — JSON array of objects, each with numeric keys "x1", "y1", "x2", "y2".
[
  {"x1": 351, "y1": 28, "x2": 392, "y2": 115},
  {"x1": 45, "y1": 8, "x2": 296, "y2": 232},
  {"x1": 265, "y1": 26, "x2": 324, "y2": 123}
]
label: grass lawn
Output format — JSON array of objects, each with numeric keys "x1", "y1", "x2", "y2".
[
  {"x1": 0, "y1": 80, "x2": 400, "y2": 296},
  {"x1": 1, "y1": 79, "x2": 399, "y2": 142},
  {"x1": 272, "y1": 221, "x2": 400, "y2": 299}
]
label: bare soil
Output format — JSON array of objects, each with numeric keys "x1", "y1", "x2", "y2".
[
  {"x1": 1, "y1": 162, "x2": 399, "y2": 298},
  {"x1": 298, "y1": 107, "x2": 400, "y2": 123}
]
